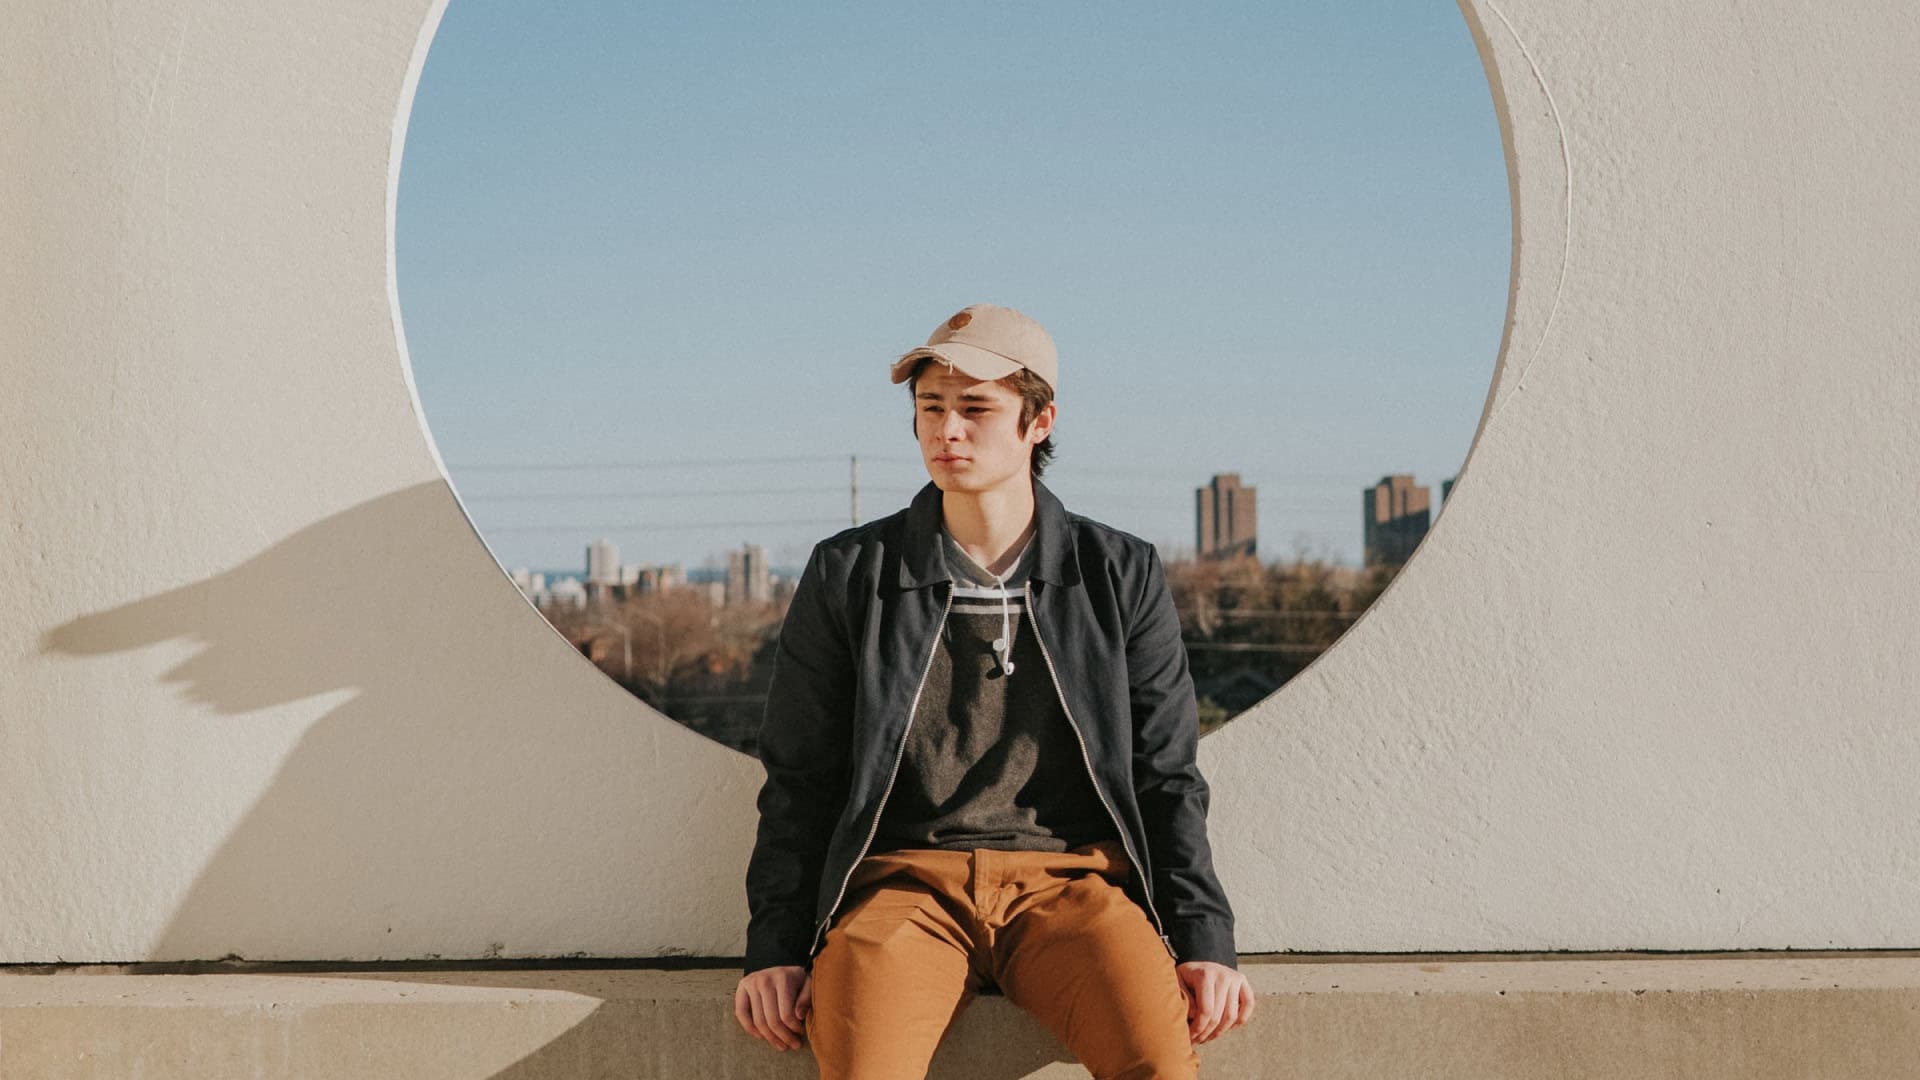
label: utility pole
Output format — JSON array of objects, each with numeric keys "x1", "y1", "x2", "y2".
[{"x1": 850, "y1": 454, "x2": 860, "y2": 525}]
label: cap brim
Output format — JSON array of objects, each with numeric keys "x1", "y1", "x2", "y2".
[{"x1": 889, "y1": 343, "x2": 1024, "y2": 384}]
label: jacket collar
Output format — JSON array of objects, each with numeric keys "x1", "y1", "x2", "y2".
[{"x1": 897, "y1": 476, "x2": 1079, "y2": 590}]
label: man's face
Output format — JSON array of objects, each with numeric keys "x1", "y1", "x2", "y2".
[{"x1": 913, "y1": 366, "x2": 1056, "y2": 496}]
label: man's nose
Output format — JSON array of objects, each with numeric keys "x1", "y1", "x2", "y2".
[{"x1": 940, "y1": 409, "x2": 966, "y2": 440}]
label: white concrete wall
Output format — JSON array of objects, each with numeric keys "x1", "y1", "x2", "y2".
[{"x1": 2, "y1": 0, "x2": 1914, "y2": 963}]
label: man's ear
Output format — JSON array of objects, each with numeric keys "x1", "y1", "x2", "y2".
[{"x1": 1029, "y1": 401, "x2": 1058, "y2": 443}]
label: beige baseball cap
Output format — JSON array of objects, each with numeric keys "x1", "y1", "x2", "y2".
[{"x1": 889, "y1": 303, "x2": 1059, "y2": 393}]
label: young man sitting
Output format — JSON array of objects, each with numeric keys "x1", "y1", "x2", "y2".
[{"x1": 736, "y1": 304, "x2": 1252, "y2": 1078}]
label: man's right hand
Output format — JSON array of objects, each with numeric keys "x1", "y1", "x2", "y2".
[{"x1": 735, "y1": 965, "x2": 811, "y2": 1050}]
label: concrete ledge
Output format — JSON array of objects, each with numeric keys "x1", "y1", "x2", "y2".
[{"x1": 5, "y1": 955, "x2": 1919, "y2": 1078}]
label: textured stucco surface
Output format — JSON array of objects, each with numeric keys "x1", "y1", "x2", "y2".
[
  {"x1": 1207, "y1": 1, "x2": 1920, "y2": 953},
  {"x1": 2, "y1": 0, "x2": 1916, "y2": 964}
]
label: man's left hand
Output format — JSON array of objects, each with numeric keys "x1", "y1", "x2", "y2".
[{"x1": 1175, "y1": 960, "x2": 1253, "y2": 1044}]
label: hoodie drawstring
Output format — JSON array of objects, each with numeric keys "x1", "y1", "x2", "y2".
[{"x1": 991, "y1": 566, "x2": 1016, "y2": 676}]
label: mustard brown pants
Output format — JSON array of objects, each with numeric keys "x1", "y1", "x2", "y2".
[{"x1": 804, "y1": 839, "x2": 1201, "y2": 1079}]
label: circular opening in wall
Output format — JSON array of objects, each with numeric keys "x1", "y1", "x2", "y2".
[{"x1": 398, "y1": 3, "x2": 1509, "y2": 756}]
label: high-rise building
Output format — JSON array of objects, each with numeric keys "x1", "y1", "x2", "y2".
[
  {"x1": 586, "y1": 538, "x2": 620, "y2": 585},
  {"x1": 726, "y1": 543, "x2": 772, "y2": 606},
  {"x1": 1196, "y1": 473, "x2": 1258, "y2": 559},
  {"x1": 1363, "y1": 474, "x2": 1432, "y2": 566}
]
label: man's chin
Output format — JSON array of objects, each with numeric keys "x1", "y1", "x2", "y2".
[{"x1": 925, "y1": 472, "x2": 1020, "y2": 497}]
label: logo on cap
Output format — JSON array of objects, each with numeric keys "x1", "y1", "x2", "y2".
[{"x1": 946, "y1": 311, "x2": 972, "y2": 331}]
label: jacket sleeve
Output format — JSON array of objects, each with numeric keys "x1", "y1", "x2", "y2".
[
  {"x1": 1126, "y1": 545, "x2": 1239, "y2": 969},
  {"x1": 742, "y1": 541, "x2": 854, "y2": 974}
]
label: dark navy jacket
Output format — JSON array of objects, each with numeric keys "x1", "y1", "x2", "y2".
[{"x1": 742, "y1": 477, "x2": 1237, "y2": 973}]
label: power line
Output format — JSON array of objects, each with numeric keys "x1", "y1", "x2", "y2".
[
  {"x1": 1054, "y1": 469, "x2": 1367, "y2": 486},
  {"x1": 446, "y1": 455, "x2": 1393, "y2": 486},
  {"x1": 447, "y1": 454, "x2": 882, "y2": 472},
  {"x1": 463, "y1": 486, "x2": 848, "y2": 502},
  {"x1": 486, "y1": 517, "x2": 850, "y2": 533},
  {"x1": 1057, "y1": 493, "x2": 1363, "y2": 509},
  {"x1": 1176, "y1": 608, "x2": 1363, "y2": 622},
  {"x1": 1180, "y1": 642, "x2": 1331, "y2": 655},
  {"x1": 463, "y1": 484, "x2": 1355, "y2": 510}
]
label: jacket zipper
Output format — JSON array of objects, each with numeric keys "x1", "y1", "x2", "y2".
[
  {"x1": 809, "y1": 583, "x2": 954, "y2": 958},
  {"x1": 1023, "y1": 581, "x2": 1176, "y2": 961}
]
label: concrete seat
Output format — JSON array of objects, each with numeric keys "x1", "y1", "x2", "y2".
[{"x1": 4, "y1": 954, "x2": 1918, "y2": 1078}]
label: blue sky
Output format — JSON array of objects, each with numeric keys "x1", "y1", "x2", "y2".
[{"x1": 398, "y1": 1, "x2": 1509, "y2": 574}]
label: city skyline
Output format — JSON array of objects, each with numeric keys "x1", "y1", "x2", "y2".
[{"x1": 518, "y1": 466, "x2": 1457, "y2": 592}]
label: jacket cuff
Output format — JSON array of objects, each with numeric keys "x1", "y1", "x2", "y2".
[
  {"x1": 1166, "y1": 918, "x2": 1238, "y2": 969},
  {"x1": 743, "y1": 919, "x2": 817, "y2": 974},
  {"x1": 742, "y1": 945, "x2": 814, "y2": 975}
]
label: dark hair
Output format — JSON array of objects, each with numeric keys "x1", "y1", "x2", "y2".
[{"x1": 907, "y1": 360, "x2": 1057, "y2": 479}]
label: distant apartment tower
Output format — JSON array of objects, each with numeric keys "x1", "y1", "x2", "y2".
[
  {"x1": 586, "y1": 538, "x2": 620, "y2": 585},
  {"x1": 1196, "y1": 473, "x2": 1258, "y2": 559},
  {"x1": 726, "y1": 543, "x2": 772, "y2": 606},
  {"x1": 627, "y1": 562, "x2": 686, "y2": 595},
  {"x1": 1363, "y1": 474, "x2": 1432, "y2": 566}
]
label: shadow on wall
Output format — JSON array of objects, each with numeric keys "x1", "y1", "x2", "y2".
[{"x1": 40, "y1": 480, "x2": 758, "y2": 963}]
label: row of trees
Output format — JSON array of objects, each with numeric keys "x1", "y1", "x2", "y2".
[
  {"x1": 543, "y1": 552, "x2": 1404, "y2": 754},
  {"x1": 1164, "y1": 553, "x2": 1398, "y2": 733},
  {"x1": 543, "y1": 588, "x2": 786, "y2": 755}
]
